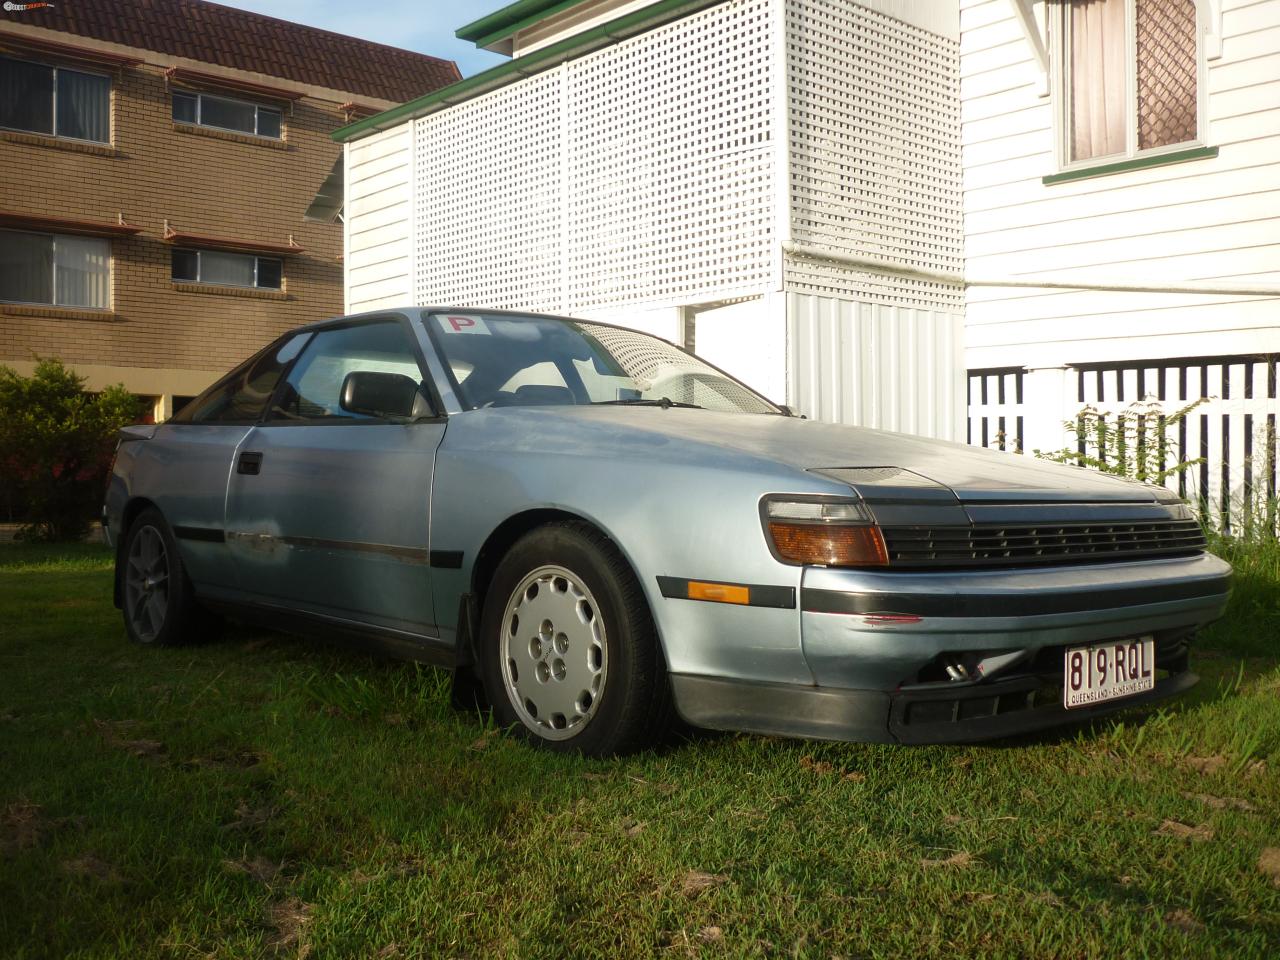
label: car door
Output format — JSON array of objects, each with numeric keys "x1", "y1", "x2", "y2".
[
  {"x1": 224, "y1": 316, "x2": 446, "y2": 639},
  {"x1": 136, "y1": 333, "x2": 310, "y2": 595}
]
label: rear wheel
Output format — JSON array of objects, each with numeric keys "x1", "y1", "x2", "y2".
[
  {"x1": 479, "y1": 522, "x2": 672, "y2": 756},
  {"x1": 121, "y1": 507, "x2": 209, "y2": 646}
]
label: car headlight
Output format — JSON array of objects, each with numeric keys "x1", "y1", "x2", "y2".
[{"x1": 762, "y1": 497, "x2": 888, "y2": 567}]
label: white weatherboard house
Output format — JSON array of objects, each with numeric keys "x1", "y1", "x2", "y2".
[
  {"x1": 961, "y1": 0, "x2": 1280, "y2": 526},
  {"x1": 336, "y1": 0, "x2": 1280, "y2": 523}
]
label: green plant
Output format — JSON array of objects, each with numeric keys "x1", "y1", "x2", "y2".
[
  {"x1": 0, "y1": 359, "x2": 143, "y2": 542},
  {"x1": 1034, "y1": 398, "x2": 1206, "y2": 486}
]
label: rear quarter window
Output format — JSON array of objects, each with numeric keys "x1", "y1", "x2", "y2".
[{"x1": 170, "y1": 333, "x2": 310, "y2": 424}]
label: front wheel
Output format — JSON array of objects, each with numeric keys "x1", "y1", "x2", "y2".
[
  {"x1": 121, "y1": 507, "x2": 209, "y2": 646},
  {"x1": 478, "y1": 522, "x2": 673, "y2": 756}
]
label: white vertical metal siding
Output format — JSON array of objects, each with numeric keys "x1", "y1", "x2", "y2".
[
  {"x1": 694, "y1": 295, "x2": 788, "y2": 404},
  {"x1": 787, "y1": 292, "x2": 965, "y2": 441}
]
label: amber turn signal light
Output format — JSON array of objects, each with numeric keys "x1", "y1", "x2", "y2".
[{"x1": 767, "y1": 521, "x2": 889, "y2": 567}]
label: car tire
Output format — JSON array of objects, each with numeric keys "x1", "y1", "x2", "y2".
[
  {"x1": 479, "y1": 521, "x2": 673, "y2": 756},
  {"x1": 120, "y1": 507, "x2": 213, "y2": 647}
]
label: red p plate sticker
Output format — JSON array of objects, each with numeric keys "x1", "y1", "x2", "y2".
[{"x1": 438, "y1": 314, "x2": 489, "y2": 335}]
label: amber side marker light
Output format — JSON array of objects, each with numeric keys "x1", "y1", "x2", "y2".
[
  {"x1": 687, "y1": 581, "x2": 751, "y2": 605},
  {"x1": 765, "y1": 499, "x2": 889, "y2": 567}
]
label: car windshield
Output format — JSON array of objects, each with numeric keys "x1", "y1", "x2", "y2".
[{"x1": 422, "y1": 311, "x2": 779, "y2": 415}]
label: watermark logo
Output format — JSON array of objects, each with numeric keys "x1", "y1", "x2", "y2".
[{"x1": 4, "y1": 2, "x2": 56, "y2": 11}]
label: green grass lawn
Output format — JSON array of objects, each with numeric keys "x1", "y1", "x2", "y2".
[{"x1": 1, "y1": 543, "x2": 1278, "y2": 959}]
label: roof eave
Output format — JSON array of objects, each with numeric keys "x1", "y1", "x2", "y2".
[
  {"x1": 467, "y1": 0, "x2": 601, "y2": 52},
  {"x1": 455, "y1": 0, "x2": 576, "y2": 44}
]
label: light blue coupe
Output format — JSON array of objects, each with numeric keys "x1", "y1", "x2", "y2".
[{"x1": 105, "y1": 308, "x2": 1232, "y2": 755}]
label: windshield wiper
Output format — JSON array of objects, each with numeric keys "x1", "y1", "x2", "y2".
[{"x1": 593, "y1": 397, "x2": 703, "y2": 410}]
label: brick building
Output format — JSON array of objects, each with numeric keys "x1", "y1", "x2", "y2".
[{"x1": 0, "y1": 0, "x2": 458, "y2": 419}]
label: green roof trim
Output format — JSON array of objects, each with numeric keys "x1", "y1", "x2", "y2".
[
  {"x1": 470, "y1": 0, "x2": 596, "y2": 50},
  {"x1": 333, "y1": 0, "x2": 726, "y2": 144},
  {"x1": 457, "y1": 0, "x2": 581, "y2": 45}
]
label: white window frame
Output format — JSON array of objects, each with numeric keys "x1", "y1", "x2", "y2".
[
  {"x1": 1052, "y1": 0, "x2": 1209, "y2": 172},
  {"x1": 0, "y1": 55, "x2": 111, "y2": 144},
  {"x1": 172, "y1": 89, "x2": 283, "y2": 140},
  {"x1": 172, "y1": 248, "x2": 284, "y2": 290},
  {"x1": 0, "y1": 229, "x2": 111, "y2": 309}
]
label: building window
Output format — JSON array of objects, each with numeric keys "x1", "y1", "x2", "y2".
[
  {"x1": 0, "y1": 56, "x2": 110, "y2": 143},
  {"x1": 1060, "y1": 0, "x2": 1202, "y2": 165},
  {"x1": 172, "y1": 90, "x2": 282, "y2": 139},
  {"x1": 0, "y1": 231, "x2": 110, "y2": 308},
  {"x1": 171, "y1": 249, "x2": 283, "y2": 289}
]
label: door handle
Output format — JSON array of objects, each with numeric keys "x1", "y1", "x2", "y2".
[{"x1": 237, "y1": 451, "x2": 263, "y2": 476}]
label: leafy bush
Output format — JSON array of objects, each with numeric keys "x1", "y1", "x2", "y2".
[
  {"x1": 1034, "y1": 398, "x2": 1206, "y2": 486},
  {"x1": 0, "y1": 360, "x2": 143, "y2": 542},
  {"x1": 1034, "y1": 398, "x2": 1280, "y2": 543}
]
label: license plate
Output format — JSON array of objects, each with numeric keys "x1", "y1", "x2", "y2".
[{"x1": 1063, "y1": 636, "x2": 1155, "y2": 709}]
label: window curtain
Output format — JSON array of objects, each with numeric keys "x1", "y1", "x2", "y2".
[
  {"x1": 0, "y1": 58, "x2": 54, "y2": 135},
  {"x1": 199, "y1": 251, "x2": 256, "y2": 286},
  {"x1": 199, "y1": 96, "x2": 256, "y2": 135},
  {"x1": 54, "y1": 236, "x2": 109, "y2": 308},
  {"x1": 56, "y1": 69, "x2": 110, "y2": 143},
  {"x1": 0, "y1": 231, "x2": 54, "y2": 304},
  {"x1": 1069, "y1": 0, "x2": 1127, "y2": 162}
]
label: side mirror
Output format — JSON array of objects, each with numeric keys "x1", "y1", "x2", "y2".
[{"x1": 339, "y1": 371, "x2": 433, "y2": 421}]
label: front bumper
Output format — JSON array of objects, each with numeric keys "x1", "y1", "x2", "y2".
[
  {"x1": 669, "y1": 552, "x2": 1230, "y2": 744},
  {"x1": 800, "y1": 553, "x2": 1230, "y2": 690},
  {"x1": 670, "y1": 663, "x2": 1199, "y2": 745}
]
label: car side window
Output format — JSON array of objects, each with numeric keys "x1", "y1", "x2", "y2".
[
  {"x1": 172, "y1": 333, "x2": 310, "y2": 424},
  {"x1": 269, "y1": 320, "x2": 424, "y2": 422}
]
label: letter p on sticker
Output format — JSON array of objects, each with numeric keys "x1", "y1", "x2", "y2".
[{"x1": 439, "y1": 314, "x2": 489, "y2": 335}]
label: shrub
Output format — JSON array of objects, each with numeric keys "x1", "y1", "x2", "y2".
[
  {"x1": 1034, "y1": 398, "x2": 1280, "y2": 543},
  {"x1": 0, "y1": 360, "x2": 143, "y2": 542},
  {"x1": 1034, "y1": 398, "x2": 1206, "y2": 487}
]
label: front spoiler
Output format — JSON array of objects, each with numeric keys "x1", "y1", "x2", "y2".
[{"x1": 670, "y1": 669, "x2": 1199, "y2": 745}]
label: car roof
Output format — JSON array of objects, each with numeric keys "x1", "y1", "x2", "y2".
[{"x1": 293, "y1": 306, "x2": 579, "y2": 334}]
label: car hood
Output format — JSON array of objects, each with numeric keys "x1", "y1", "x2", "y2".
[{"x1": 546, "y1": 407, "x2": 1161, "y2": 504}]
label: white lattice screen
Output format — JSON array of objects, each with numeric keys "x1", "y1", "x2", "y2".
[
  {"x1": 414, "y1": 73, "x2": 565, "y2": 312},
  {"x1": 413, "y1": 0, "x2": 776, "y2": 314},
  {"x1": 784, "y1": 0, "x2": 963, "y2": 310},
  {"x1": 566, "y1": 0, "x2": 775, "y2": 310}
]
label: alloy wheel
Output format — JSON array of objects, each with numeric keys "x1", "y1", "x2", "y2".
[
  {"x1": 499, "y1": 564, "x2": 608, "y2": 740},
  {"x1": 124, "y1": 525, "x2": 170, "y2": 643}
]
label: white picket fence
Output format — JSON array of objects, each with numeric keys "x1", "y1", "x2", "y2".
[
  {"x1": 969, "y1": 356, "x2": 1280, "y2": 530},
  {"x1": 967, "y1": 367, "x2": 1025, "y2": 453}
]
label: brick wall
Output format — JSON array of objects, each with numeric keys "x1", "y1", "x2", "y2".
[{"x1": 1, "y1": 57, "x2": 352, "y2": 397}]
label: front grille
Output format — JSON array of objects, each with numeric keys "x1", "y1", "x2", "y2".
[{"x1": 881, "y1": 518, "x2": 1206, "y2": 569}]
